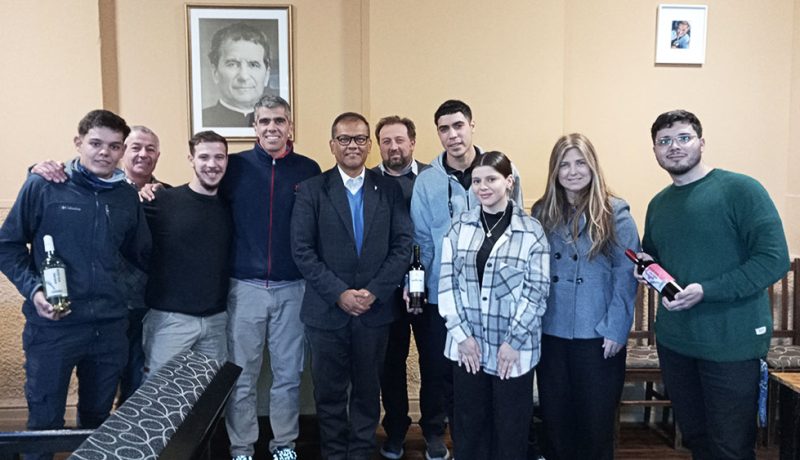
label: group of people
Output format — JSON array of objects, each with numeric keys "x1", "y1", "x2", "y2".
[{"x1": 0, "y1": 95, "x2": 790, "y2": 460}]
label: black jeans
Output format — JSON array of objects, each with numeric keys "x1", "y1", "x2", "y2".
[
  {"x1": 658, "y1": 343, "x2": 759, "y2": 460},
  {"x1": 380, "y1": 299, "x2": 449, "y2": 442},
  {"x1": 537, "y1": 334, "x2": 625, "y2": 460},
  {"x1": 453, "y1": 363, "x2": 533, "y2": 460}
]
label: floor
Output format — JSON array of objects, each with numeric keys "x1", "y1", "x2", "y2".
[{"x1": 206, "y1": 416, "x2": 778, "y2": 459}]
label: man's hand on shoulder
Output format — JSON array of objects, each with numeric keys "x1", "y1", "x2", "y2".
[
  {"x1": 138, "y1": 182, "x2": 163, "y2": 202},
  {"x1": 663, "y1": 283, "x2": 704, "y2": 311},
  {"x1": 32, "y1": 290, "x2": 70, "y2": 321},
  {"x1": 31, "y1": 160, "x2": 67, "y2": 183}
]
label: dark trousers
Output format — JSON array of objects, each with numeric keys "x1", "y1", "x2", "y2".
[
  {"x1": 537, "y1": 334, "x2": 626, "y2": 460},
  {"x1": 380, "y1": 299, "x2": 449, "y2": 442},
  {"x1": 453, "y1": 363, "x2": 533, "y2": 460},
  {"x1": 118, "y1": 308, "x2": 146, "y2": 405},
  {"x1": 22, "y1": 319, "x2": 127, "y2": 460},
  {"x1": 306, "y1": 319, "x2": 390, "y2": 460},
  {"x1": 658, "y1": 343, "x2": 759, "y2": 460}
]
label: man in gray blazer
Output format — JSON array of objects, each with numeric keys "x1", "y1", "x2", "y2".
[{"x1": 291, "y1": 112, "x2": 412, "y2": 460}]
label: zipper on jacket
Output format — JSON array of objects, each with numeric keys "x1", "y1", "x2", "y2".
[{"x1": 266, "y1": 158, "x2": 276, "y2": 288}]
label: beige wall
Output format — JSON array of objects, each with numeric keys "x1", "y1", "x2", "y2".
[{"x1": 0, "y1": 0, "x2": 798, "y2": 409}]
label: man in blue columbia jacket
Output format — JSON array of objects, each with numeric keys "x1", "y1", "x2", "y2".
[{"x1": 0, "y1": 110, "x2": 151, "y2": 460}]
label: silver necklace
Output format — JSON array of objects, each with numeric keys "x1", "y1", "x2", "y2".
[{"x1": 481, "y1": 207, "x2": 507, "y2": 238}]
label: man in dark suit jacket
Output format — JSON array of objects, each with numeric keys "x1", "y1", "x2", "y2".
[{"x1": 291, "y1": 112, "x2": 412, "y2": 460}]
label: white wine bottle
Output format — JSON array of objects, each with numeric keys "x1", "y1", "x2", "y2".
[{"x1": 41, "y1": 234, "x2": 70, "y2": 313}]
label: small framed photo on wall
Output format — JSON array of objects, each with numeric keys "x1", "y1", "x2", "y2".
[
  {"x1": 655, "y1": 4, "x2": 708, "y2": 65},
  {"x1": 186, "y1": 5, "x2": 293, "y2": 139}
]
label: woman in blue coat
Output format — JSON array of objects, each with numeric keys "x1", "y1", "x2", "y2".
[{"x1": 532, "y1": 133, "x2": 639, "y2": 460}]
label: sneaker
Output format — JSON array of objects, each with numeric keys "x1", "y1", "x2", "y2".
[
  {"x1": 380, "y1": 439, "x2": 405, "y2": 459},
  {"x1": 232, "y1": 456, "x2": 252, "y2": 460},
  {"x1": 424, "y1": 435, "x2": 451, "y2": 460},
  {"x1": 272, "y1": 447, "x2": 298, "y2": 460}
]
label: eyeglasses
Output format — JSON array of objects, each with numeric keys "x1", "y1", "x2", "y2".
[
  {"x1": 655, "y1": 135, "x2": 696, "y2": 147},
  {"x1": 335, "y1": 135, "x2": 369, "y2": 146}
]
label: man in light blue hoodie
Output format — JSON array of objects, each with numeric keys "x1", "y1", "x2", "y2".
[{"x1": 408, "y1": 99, "x2": 523, "y2": 458}]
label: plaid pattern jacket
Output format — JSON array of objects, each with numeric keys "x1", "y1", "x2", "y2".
[{"x1": 439, "y1": 203, "x2": 550, "y2": 377}]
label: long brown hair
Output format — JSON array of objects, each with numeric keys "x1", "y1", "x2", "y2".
[{"x1": 532, "y1": 133, "x2": 616, "y2": 258}]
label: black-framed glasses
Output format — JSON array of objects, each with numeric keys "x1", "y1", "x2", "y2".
[
  {"x1": 335, "y1": 135, "x2": 369, "y2": 146},
  {"x1": 655, "y1": 135, "x2": 696, "y2": 148}
]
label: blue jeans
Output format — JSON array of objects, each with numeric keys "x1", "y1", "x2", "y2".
[
  {"x1": 22, "y1": 319, "x2": 127, "y2": 460},
  {"x1": 537, "y1": 334, "x2": 626, "y2": 460},
  {"x1": 658, "y1": 343, "x2": 759, "y2": 460}
]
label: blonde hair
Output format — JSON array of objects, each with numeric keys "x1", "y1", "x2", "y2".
[{"x1": 532, "y1": 133, "x2": 616, "y2": 258}]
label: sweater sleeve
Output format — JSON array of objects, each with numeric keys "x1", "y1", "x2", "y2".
[{"x1": 700, "y1": 178, "x2": 790, "y2": 302}]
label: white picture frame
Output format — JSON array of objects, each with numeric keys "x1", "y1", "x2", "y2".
[
  {"x1": 186, "y1": 5, "x2": 293, "y2": 139},
  {"x1": 655, "y1": 4, "x2": 708, "y2": 65}
]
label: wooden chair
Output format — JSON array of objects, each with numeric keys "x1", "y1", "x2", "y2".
[
  {"x1": 765, "y1": 258, "x2": 800, "y2": 445},
  {"x1": 618, "y1": 284, "x2": 680, "y2": 447}
]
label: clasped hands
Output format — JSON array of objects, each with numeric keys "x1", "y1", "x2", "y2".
[{"x1": 337, "y1": 289, "x2": 376, "y2": 316}]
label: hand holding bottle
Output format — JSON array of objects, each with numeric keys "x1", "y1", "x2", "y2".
[
  {"x1": 402, "y1": 287, "x2": 423, "y2": 315},
  {"x1": 662, "y1": 283, "x2": 704, "y2": 311},
  {"x1": 32, "y1": 290, "x2": 71, "y2": 320}
]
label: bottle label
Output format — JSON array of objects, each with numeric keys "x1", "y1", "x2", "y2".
[
  {"x1": 43, "y1": 267, "x2": 68, "y2": 297},
  {"x1": 642, "y1": 264, "x2": 675, "y2": 293},
  {"x1": 409, "y1": 269, "x2": 425, "y2": 293}
]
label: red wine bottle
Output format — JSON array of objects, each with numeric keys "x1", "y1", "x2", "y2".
[
  {"x1": 408, "y1": 245, "x2": 425, "y2": 311},
  {"x1": 625, "y1": 249, "x2": 683, "y2": 302}
]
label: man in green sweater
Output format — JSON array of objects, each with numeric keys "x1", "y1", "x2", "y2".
[{"x1": 639, "y1": 109, "x2": 789, "y2": 459}]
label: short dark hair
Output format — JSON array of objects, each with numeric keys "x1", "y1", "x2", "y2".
[
  {"x1": 375, "y1": 115, "x2": 416, "y2": 141},
  {"x1": 253, "y1": 94, "x2": 291, "y2": 119},
  {"x1": 434, "y1": 99, "x2": 472, "y2": 125},
  {"x1": 208, "y1": 22, "x2": 271, "y2": 69},
  {"x1": 331, "y1": 112, "x2": 370, "y2": 138},
  {"x1": 189, "y1": 130, "x2": 228, "y2": 156},
  {"x1": 650, "y1": 109, "x2": 703, "y2": 142},
  {"x1": 476, "y1": 151, "x2": 513, "y2": 178},
  {"x1": 77, "y1": 110, "x2": 130, "y2": 139}
]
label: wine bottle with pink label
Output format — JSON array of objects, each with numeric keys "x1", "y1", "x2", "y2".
[{"x1": 625, "y1": 249, "x2": 683, "y2": 301}]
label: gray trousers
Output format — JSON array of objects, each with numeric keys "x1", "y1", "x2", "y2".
[
  {"x1": 142, "y1": 309, "x2": 228, "y2": 377},
  {"x1": 225, "y1": 279, "x2": 306, "y2": 456}
]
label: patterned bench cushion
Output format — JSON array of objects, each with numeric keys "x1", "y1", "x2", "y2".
[
  {"x1": 69, "y1": 350, "x2": 221, "y2": 459},
  {"x1": 626, "y1": 344, "x2": 660, "y2": 369},
  {"x1": 767, "y1": 345, "x2": 800, "y2": 370}
]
